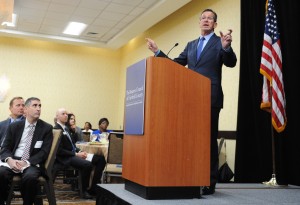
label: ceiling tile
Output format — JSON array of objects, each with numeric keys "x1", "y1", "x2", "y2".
[{"x1": 0, "y1": 0, "x2": 192, "y2": 48}]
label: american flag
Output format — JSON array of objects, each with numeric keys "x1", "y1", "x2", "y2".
[{"x1": 260, "y1": 0, "x2": 287, "y2": 133}]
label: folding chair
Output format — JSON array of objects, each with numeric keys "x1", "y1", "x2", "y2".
[
  {"x1": 82, "y1": 132, "x2": 91, "y2": 142},
  {"x1": 103, "y1": 132, "x2": 124, "y2": 183}
]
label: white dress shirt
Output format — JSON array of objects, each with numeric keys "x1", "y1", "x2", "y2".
[{"x1": 14, "y1": 120, "x2": 37, "y2": 158}]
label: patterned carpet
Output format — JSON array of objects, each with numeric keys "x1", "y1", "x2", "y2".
[
  {"x1": 10, "y1": 178, "x2": 96, "y2": 205},
  {"x1": 10, "y1": 175, "x2": 125, "y2": 205}
]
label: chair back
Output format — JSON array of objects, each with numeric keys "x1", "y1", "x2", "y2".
[
  {"x1": 45, "y1": 129, "x2": 62, "y2": 176},
  {"x1": 107, "y1": 132, "x2": 123, "y2": 164},
  {"x1": 103, "y1": 132, "x2": 124, "y2": 183},
  {"x1": 82, "y1": 132, "x2": 91, "y2": 142}
]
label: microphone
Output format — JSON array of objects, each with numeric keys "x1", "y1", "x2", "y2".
[{"x1": 166, "y1": 43, "x2": 179, "y2": 57}]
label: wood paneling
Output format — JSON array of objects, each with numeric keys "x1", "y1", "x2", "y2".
[{"x1": 123, "y1": 57, "x2": 211, "y2": 187}]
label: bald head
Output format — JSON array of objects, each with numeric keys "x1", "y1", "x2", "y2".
[{"x1": 56, "y1": 108, "x2": 68, "y2": 125}]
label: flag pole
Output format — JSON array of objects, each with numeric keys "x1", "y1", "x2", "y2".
[
  {"x1": 262, "y1": 119, "x2": 278, "y2": 186},
  {"x1": 262, "y1": 89, "x2": 284, "y2": 187},
  {"x1": 260, "y1": 0, "x2": 287, "y2": 187}
]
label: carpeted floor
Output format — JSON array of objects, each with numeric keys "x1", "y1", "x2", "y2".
[
  {"x1": 10, "y1": 178, "x2": 96, "y2": 205},
  {"x1": 10, "y1": 175, "x2": 125, "y2": 205}
]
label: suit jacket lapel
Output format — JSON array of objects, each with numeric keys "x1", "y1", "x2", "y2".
[
  {"x1": 191, "y1": 40, "x2": 198, "y2": 62},
  {"x1": 201, "y1": 34, "x2": 219, "y2": 57},
  {"x1": 13, "y1": 121, "x2": 25, "y2": 153},
  {"x1": 196, "y1": 33, "x2": 219, "y2": 64},
  {"x1": 56, "y1": 123, "x2": 74, "y2": 147}
]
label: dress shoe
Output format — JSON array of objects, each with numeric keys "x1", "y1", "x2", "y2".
[
  {"x1": 202, "y1": 186, "x2": 215, "y2": 195},
  {"x1": 82, "y1": 191, "x2": 93, "y2": 199},
  {"x1": 87, "y1": 189, "x2": 96, "y2": 196}
]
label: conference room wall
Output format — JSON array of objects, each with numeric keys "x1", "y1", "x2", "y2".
[
  {"x1": 0, "y1": 36, "x2": 123, "y2": 130},
  {"x1": 119, "y1": 0, "x2": 240, "y2": 174}
]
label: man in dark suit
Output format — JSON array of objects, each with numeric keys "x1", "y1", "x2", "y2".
[
  {"x1": 53, "y1": 108, "x2": 106, "y2": 198},
  {"x1": 146, "y1": 8, "x2": 237, "y2": 195},
  {"x1": 0, "y1": 96, "x2": 25, "y2": 147},
  {"x1": 0, "y1": 97, "x2": 53, "y2": 205}
]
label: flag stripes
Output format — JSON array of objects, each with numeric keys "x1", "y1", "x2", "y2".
[{"x1": 260, "y1": 0, "x2": 286, "y2": 132}]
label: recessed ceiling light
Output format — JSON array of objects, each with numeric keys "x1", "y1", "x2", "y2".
[
  {"x1": 1, "y1": 13, "x2": 17, "y2": 27},
  {"x1": 63, "y1": 22, "x2": 87, "y2": 36}
]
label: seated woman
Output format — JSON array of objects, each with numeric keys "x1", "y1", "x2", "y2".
[
  {"x1": 92, "y1": 118, "x2": 112, "y2": 135},
  {"x1": 91, "y1": 118, "x2": 112, "y2": 142},
  {"x1": 66, "y1": 113, "x2": 84, "y2": 142},
  {"x1": 82, "y1": 122, "x2": 93, "y2": 134}
]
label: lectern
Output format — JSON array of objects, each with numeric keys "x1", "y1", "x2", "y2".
[{"x1": 123, "y1": 57, "x2": 211, "y2": 199}]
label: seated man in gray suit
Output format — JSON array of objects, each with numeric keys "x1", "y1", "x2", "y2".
[
  {"x1": 0, "y1": 97, "x2": 25, "y2": 148},
  {"x1": 0, "y1": 97, "x2": 53, "y2": 205}
]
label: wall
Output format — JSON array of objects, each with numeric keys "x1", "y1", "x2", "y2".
[{"x1": 0, "y1": 37, "x2": 123, "y2": 130}]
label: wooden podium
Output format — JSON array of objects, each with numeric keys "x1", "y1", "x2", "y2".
[{"x1": 122, "y1": 57, "x2": 211, "y2": 199}]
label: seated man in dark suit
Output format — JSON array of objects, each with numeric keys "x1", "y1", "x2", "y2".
[
  {"x1": 53, "y1": 108, "x2": 106, "y2": 198},
  {"x1": 0, "y1": 97, "x2": 53, "y2": 205},
  {"x1": 0, "y1": 96, "x2": 25, "y2": 148}
]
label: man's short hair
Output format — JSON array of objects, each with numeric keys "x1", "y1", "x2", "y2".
[
  {"x1": 202, "y1": 8, "x2": 218, "y2": 22},
  {"x1": 9, "y1": 97, "x2": 23, "y2": 108},
  {"x1": 25, "y1": 97, "x2": 40, "y2": 106}
]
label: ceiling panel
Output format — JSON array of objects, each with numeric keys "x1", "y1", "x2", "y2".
[{"x1": 0, "y1": 0, "x2": 191, "y2": 49}]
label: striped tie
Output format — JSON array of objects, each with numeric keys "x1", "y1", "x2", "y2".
[{"x1": 21, "y1": 124, "x2": 35, "y2": 160}]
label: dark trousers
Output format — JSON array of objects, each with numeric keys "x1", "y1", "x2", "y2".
[
  {"x1": 53, "y1": 156, "x2": 93, "y2": 192},
  {"x1": 68, "y1": 156, "x2": 93, "y2": 192},
  {"x1": 90, "y1": 154, "x2": 106, "y2": 192},
  {"x1": 53, "y1": 154, "x2": 106, "y2": 193},
  {"x1": 0, "y1": 166, "x2": 41, "y2": 205},
  {"x1": 210, "y1": 107, "x2": 221, "y2": 187}
]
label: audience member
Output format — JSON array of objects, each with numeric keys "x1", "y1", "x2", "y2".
[
  {"x1": 53, "y1": 108, "x2": 106, "y2": 198},
  {"x1": 66, "y1": 113, "x2": 83, "y2": 142},
  {"x1": 0, "y1": 97, "x2": 53, "y2": 205},
  {"x1": 82, "y1": 122, "x2": 93, "y2": 134},
  {"x1": 0, "y1": 97, "x2": 25, "y2": 147},
  {"x1": 92, "y1": 118, "x2": 112, "y2": 135}
]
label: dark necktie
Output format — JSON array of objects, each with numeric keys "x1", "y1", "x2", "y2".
[
  {"x1": 21, "y1": 124, "x2": 35, "y2": 160},
  {"x1": 64, "y1": 127, "x2": 76, "y2": 153},
  {"x1": 197, "y1": 37, "x2": 205, "y2": 60}
]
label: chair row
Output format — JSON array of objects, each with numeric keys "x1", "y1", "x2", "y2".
[{"x1": 6, "y1": 130, "x2": 124, "y2": 205}]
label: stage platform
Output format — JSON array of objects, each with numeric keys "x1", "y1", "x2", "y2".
[{"x1": 96, "y1": 183, "x2": 300, "y2": 205}]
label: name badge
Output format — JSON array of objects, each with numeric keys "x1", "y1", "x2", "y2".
[{"x1": 34, "y1": 141, "x2": 43, "y2": 148}]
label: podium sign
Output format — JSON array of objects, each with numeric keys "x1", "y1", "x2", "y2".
[{"x1": 124, "y1": 59, "x2": 146, "y2": 135}]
